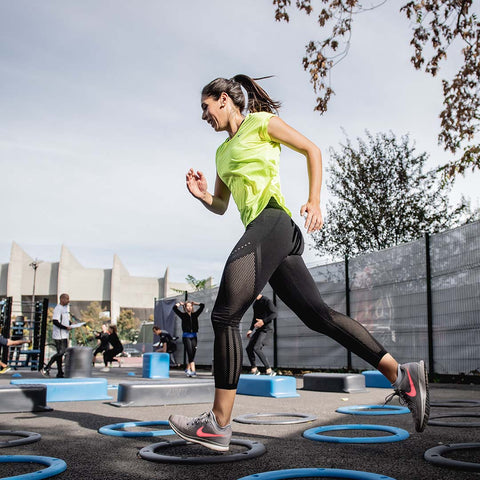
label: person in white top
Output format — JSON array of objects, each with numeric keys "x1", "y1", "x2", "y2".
[{"x1": 42, "y1": 293, "x2": 72, "y2": 378}]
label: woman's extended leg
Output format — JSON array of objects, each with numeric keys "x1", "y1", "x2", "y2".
[{"x1": 269, "y1": 254, "x2": 429, "y2": 432}]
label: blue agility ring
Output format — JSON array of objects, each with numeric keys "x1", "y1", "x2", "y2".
[
  {"x1": 0, "y1": 455, "x2": 67, "y2": 480},
  {"x1": 98, "y1": 420, "x2": 174, "y2": 437},
  {"x1": 303, "y1": 424, "x2": 409, "y2": 444},
  {"x1": 237, "y1": 467, "x2": 397, "y2": 479},
  {"x1": 336, "y1": 405, "x2": 409, "y2": 416}
]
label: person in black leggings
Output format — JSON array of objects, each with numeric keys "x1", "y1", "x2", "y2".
[
  {"x1": 92, "y1": 324, "x2": 109, "y2": 366},
  {"x1": 246, "y1": 294, "x2": 276, "y2": 376},
  {"x1": 101, "y1": 325, "x2": 123, "y2": 372},
  {"x1": 173, "y1": 301, "x2": 204, "y2": 377},
  {"x1": 168, "y1": 75, "x2": 429, "y2": 452}
]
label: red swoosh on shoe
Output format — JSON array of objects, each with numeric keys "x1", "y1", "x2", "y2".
[
  {"x1": 196, "y1": 426, "x2": 225, "y2": 438},
  {"x1": 406, "y1": 369, "x2": 417, "y2": 397}
]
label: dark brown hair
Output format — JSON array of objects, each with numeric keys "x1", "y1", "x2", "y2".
[{"x1": 201, "y1": 75, "x2": 281, "y2": 114}]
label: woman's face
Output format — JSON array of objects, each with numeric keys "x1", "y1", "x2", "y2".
[
  {"x1": 201, "y1": 94, "x2": 226, "y2": 131},
  {"x1": 185, "y1": 302, "x2": 193, "y2": 313}
]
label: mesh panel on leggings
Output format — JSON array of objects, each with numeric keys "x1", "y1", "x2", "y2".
[
  {"x1": 212, "y1": 250, "x2": 257, "y2": 389},
  {"x1": 214, "y1": 324, "x2": 242, "y2": 388},
  {"x1": 222, "y1": 250, "x2": 256, "y2": 317}
]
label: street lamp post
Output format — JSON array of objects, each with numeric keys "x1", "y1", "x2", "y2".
[{"x1": 29, "y1": 259, "x2": 41, "y2": 341}]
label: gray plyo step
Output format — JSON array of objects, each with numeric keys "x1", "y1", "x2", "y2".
[
  {"x1": 303, "y1": 373, "x2": 366, "y2": 393},
  {"x1": 112, "y1": 378, "x2": 215, "y2": 407},
  {"x1": 0, "y1": 384, "x2": 52, "y2": 413}
]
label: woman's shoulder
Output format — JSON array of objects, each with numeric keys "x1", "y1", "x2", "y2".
[{"x1": 247, "y1": 111, "x2": 276, "y2": 123}]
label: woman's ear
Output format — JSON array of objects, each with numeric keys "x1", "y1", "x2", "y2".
[{"x1": 220, "y1": 91, "x2": 229, "y2": 107}]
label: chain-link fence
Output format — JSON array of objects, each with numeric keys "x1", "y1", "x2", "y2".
[{"x1": 156, "y1": 220, "x2": 480, "y2": 377}]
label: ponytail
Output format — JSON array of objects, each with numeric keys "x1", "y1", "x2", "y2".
[
  {"x1": 202, "y1": 75, "x2": 281, "y2": 114},
  {"x1": 232, "y1": 75, "x2": 281, "y2": 114}
]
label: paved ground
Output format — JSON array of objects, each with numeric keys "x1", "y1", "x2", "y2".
[{"x1": 0, "y1": 364, "x2": 479, "y2": 480}]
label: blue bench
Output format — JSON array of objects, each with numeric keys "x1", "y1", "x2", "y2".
[
  {"x1": 237, "y1": 374, "x2": 299, "y2": 398},
  {"x1": 11, "y1": 378, "x2": 112, "y2": 402}
]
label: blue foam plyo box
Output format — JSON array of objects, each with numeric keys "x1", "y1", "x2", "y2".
[
  {"x1": 10, "y1": 378, "x2": 112, "y2": 402},
  {"x1": 237, "y1": 374, "x2": 299, "y2": 398},
  {"x1": 142, "y1": 352, "x2": 170, "y2": 379},
  {"x1": 362, "y1": 370, "x2": 392, "y2": 388}
]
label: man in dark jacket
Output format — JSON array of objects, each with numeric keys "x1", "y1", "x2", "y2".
[{"x1": 246, "y1": 294, "x2": 277, "y2": 376}]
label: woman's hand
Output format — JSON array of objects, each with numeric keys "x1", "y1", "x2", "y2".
[
  {"x1": 300, "y1": 202, "x2": 324, "y2": 233},
  {"x1": 186, "y1": 168, "x2": 208, "y2": 200}
]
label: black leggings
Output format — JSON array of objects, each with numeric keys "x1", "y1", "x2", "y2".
[
  {"x1": 211, "y1": 207, "x2": 387, "y2": 390},
  {"x1": 246, "y1": 330, "x2": 271, "y2": 369},
  {"x1": 103, "y1": 347, "x2": 123, "y2": 366},
  {"x1": 183, "y1": 336, "x2": 197, "y2": 363},
  {"x1": 46, "y1": 339, "x2": 68, "y2": 373}
]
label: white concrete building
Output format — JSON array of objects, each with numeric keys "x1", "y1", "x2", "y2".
[{"x1": 0, "y1": 242, "x2": 208, "y2": 322}]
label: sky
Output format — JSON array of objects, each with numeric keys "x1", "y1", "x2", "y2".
[{"x1": 1, "y1": 1, "x2": 479, "y2": 286}]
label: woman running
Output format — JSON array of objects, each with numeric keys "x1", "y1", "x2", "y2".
[{"x1": 168, "y1": 75, "x2": 429, "y2": 451}]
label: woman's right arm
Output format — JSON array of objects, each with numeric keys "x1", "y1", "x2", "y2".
[{"x1": 186, "y1": 169, "x2": 230, "y2": 215}]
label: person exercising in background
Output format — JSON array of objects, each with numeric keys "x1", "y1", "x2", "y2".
[
  {"x1": 173, "y1": 301, "x2": 204, "y2": 377},
  {"x1": 152, "y1": 325, "x2": 177, "y2": 364},
  {"x1": 101, "y1": 324, "x2": 123, "y2": 372},
  {"x1": 92, "y1": 324, "x2": 109, "y2": 366},
  {"x1": 42, "y1": 293, "x2": 72, "y2": 378},
  {"x1": 0, "y1": 333, "x2": 30, "y2": 374},
  {"x1": 246, "y1": 294, "x2": 276, "y2": 376}
]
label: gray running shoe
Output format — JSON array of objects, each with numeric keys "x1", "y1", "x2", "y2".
[
  {"x1": 168, "y1": 410, "x2": 232, "y2": 452},
  {"x1": 385, "y1": 360, "x2": 430, "y2": 432}
]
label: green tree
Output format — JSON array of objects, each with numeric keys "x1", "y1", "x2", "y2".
[
  {"x1": 312, "y1": 131, "x2": 475, "y2": 258},
  {"x1": 272, "y1": 0, "x2": 480, "y2": 181},
  {"x1": 171, "y1": 275, "x2": 210, "y2": 294},
  {"x1": 117, "y1": 309, "x2": 140, "y2": 343},
  {"x1": 76, "y1": 302, "x2": 110, "y2": 346},
  {"x1": 186, "y1": 275, "x2": 208, "y2": 291}
]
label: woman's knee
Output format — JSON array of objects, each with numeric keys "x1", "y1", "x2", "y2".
[{"x1": 211, "y1": 308, "x2": 241, "y2": 330}]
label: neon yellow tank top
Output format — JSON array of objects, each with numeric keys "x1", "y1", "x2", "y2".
[{"x1": 215, "y1": 112, "x2": 291, "y2": 226}]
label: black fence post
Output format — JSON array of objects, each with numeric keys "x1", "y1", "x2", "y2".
[
  {"x1": 425, "y1": 233, "x2": 434, "y2": 379},
  {"x1": 183, "y1": 292, "x2": 188, "y2": 367},
  {"x1": 272, "y1": 291, "x2": 278, "y2": 369},
  {"x1": 345, "y1": 255, "x2": 352, "y2": 370}
]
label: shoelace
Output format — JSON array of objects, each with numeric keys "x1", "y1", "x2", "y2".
[
  {"x1": 384, "y1": 390, "x2": 415, "y2": 411},
  {"x1": 188, "y1": 412, "x2": 211, "y2": 426}
]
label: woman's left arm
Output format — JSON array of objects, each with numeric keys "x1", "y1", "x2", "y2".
[{"x1": 268, "y1": 116, "x2": 324, "y2": 233}]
